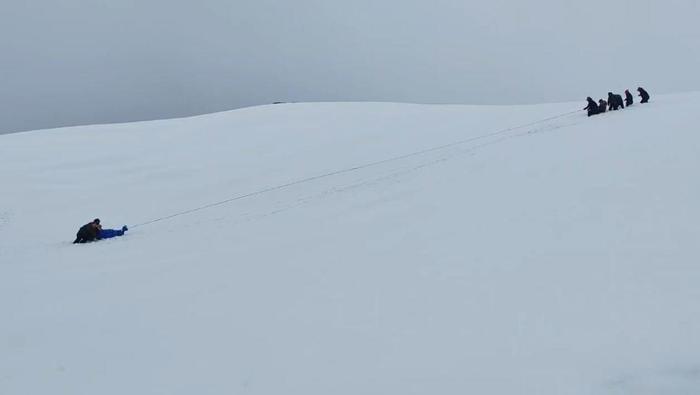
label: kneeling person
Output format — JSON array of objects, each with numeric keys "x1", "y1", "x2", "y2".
[
  {"x1": 598, "y1": 99, "x2": 607, "y2": 113},
  {"x1": 74, "y1": 218, "x2": 101, "y2": 243},
  {"x1": 584, "y1": 97, "x2": 599, "y2": 116},
  {"x1": 608, "y1": 92, "x2": 625, "y2": 110},
  {"x1": 638, "y1": 87, "x2": 650, "y2": 103}
]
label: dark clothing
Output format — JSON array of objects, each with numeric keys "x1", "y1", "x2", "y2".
[
  {"x1": 598, "y1": 100, "x2": 607, "y2": 113},
  {"x1": 638, "y1": 87, "x2": 650, "y2": 103},
  {"x1": 73, "y1": 223, "x2": 100, "y2": 244},
  {"x1": 584, "y1": 97, "x2": 599, "y2": 116},
  {"x1": 608, "y1": 93, "x2": 625, "y2": 111},
  {"x1": 625, "y1": 91, "x2": 634, "y2": 106}
]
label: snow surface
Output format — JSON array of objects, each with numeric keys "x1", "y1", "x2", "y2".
[{"x1": 2, "y1": 94, "x2": 700, "y2": 394}]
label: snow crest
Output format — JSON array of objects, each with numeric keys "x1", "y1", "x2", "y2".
[{"x1": 2, "y1": 95, "x2": 700, "y2": 394}]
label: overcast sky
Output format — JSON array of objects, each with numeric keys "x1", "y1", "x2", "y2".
[{"x1": 2, "y1": 0, "x2": 699, "y2": 133}]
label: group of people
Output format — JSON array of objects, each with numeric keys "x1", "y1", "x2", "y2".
[
  {"x1": 73, "y1": 218, "x2": 128, "y2": 244},
  {"x1": 584, "y1": 87, "x2": 650, "y2": 117},
  {"x1": 70, "y1": 86, "x2": 653, "y2": 245}
]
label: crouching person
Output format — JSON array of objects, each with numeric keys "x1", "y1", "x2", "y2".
[
  {"x1": 598, "y1": 99, "x2": 607, "y2": 113},
  {"x1": 608, "y1": 92, "x2": 625, "y2": 110},
  {"x1": 74, "y1": 218, "x2": 101, "y2": 243},
  {"x1": 584, "y1": 97, "x2": 599, "y2": 117},
  {"x1": 638, "y1": 87, "x2": 650, "y2": 103}
]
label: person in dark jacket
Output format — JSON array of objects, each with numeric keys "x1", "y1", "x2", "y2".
[
  {"x1": 638, "y1": 87, "x2": 650, "y2": 103},
  {"x1": 584, "y1": 97, "x2": 599, "y2": 116},
  {"x1": 624, "y1": 90, "x2": 634, "y2": 106},
  {"x1": 608, "y1": 92, "x2": 625, "y2": 111},
  {"x1": 73, "y1": 218, "x2": 102, "y2": 243},
  {"x1": 598, "y1": 99, "x2": 607, "y2": 113}
]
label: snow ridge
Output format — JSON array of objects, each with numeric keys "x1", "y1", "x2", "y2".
[{"x1": 2, "y1": 94, "x2": 700, "y2": 395}]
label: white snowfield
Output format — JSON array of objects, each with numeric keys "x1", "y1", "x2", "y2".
[{"x1": 1, "y1": 93, "x2": 699, "y2": 394}]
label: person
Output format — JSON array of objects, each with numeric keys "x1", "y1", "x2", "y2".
[
  {"x1": 598, "y1": 99, "x2": 607, "y2": 113},
  {"x1": 584, "y1": 97, "x2": 599, "y2": 116},
  {"x1": 99, "y1": 225, "x2": 129, "y2": 240},
  {"x1": 624, "y1": 89, "x2": 634, "y2": 106},
  {"x1": 608, "y1": 92, "x2": 625, "y2": 111},
  {"x1": 73, "y1": 218, "x2": 102, "y2": 243},
  {"x1": 638, "y1": 87, "x2": 650, "y2": 103}
]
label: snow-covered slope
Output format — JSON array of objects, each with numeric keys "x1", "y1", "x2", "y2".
[{"x1": 2, "y1": 94, "x2": 699, "y2": 394}]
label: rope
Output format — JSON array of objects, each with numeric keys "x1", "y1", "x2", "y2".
[{"x1": 131, "y1": 108, "x2": 581, "y2": 228}]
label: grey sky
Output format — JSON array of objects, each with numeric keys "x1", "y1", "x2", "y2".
[{"x1": 2, "y1": 0, "x2": 699, "y2": 133}]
